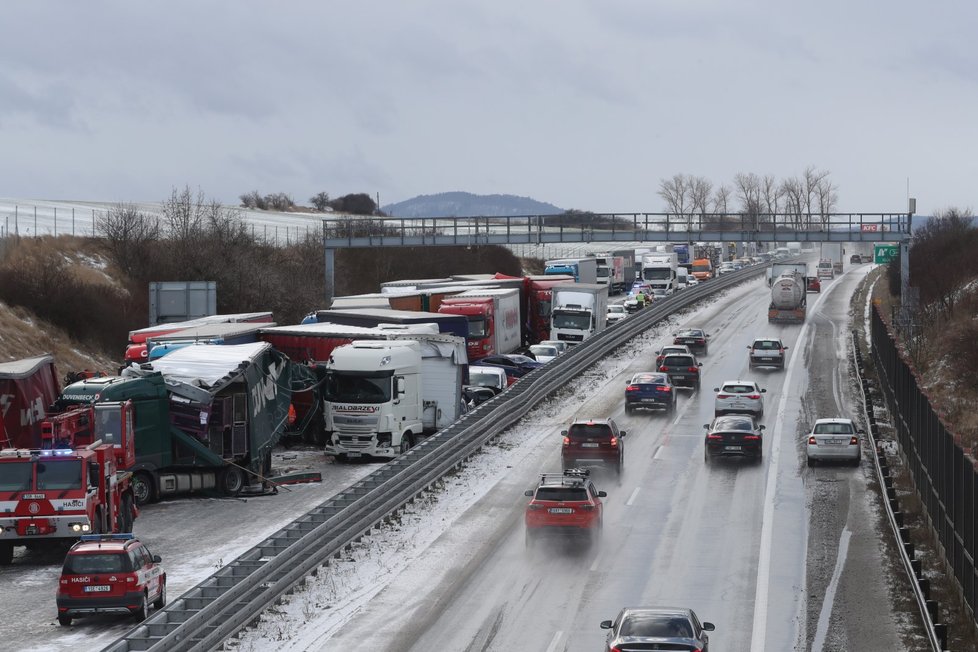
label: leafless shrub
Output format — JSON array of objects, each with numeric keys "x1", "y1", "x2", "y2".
[
  {"x1": 96, "y1": 203, "x2": 161, "y2": 278},
  {"x1": 310, "y1": 192, "x2": 331, "y2": 212}
]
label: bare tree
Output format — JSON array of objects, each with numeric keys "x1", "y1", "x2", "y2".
[
  {"x1": 761, "y1": 175, "x2": 781, "y2": 221},
  {"x1": 658, "y1": 174, "x2": 693, "y2": 216},
  {"x1": 815, "y1": 175, "x2": 838, "y2": 223},
  {"x1": 161, "y1": 186, "x2": 208, "y2": 241},
  {"x1": 780, "y1": 177, "x2": 804, "y2": 228},
  {"x1": 690, "y1": 176, "x2": 713, "y2": 216},
  {"x1": 96, "y1": 203, "x2": 161, "y2": 278},
  {"x1": 734, "y1": 172, "x2": 763, "y2": 224},
  {"x1": 310, "y1": 192, "x2": 331, "y2": 212},
  {"x1": 711, "y1": 184, "x2": 732, "y2": 214},
  {"x1": 801, "y1": 166, "x2": 831, "y2": 227}
]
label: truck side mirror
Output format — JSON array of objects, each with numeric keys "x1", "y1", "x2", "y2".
[{"x1": 396, "y1": 377, "x2": 406, "y2": 395}]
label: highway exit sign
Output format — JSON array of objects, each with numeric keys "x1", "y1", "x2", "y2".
[{"x1": 874, "y1": 244, "x2": 899, "y2": 264}]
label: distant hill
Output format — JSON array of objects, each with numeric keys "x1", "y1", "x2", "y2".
[{"x1": 383, "y1": 192, "x2": 564, "y2": 218}]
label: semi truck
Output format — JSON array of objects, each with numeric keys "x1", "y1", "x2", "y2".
[
  {"x1": 55, "y1": 343, "x2": 292, "y2": 504},
  {"x1": 641, "y1": 253, "x2": 680, "y2": 295},
  {"x1": 543, "y1": 258, "x2": 598, "y2": 284},
  {"x1": 312, "y1": 308, "x2": 469, "y2": 340},
  {"x1": 550, "y1": 283, "x2": 609, "y2": 345},
  {"x1": 481, "y1": 273, "x2": 575, "y2": 345},
  {"x1": 438, "y1": 288, "x2": 521, "y2": 361},
  {"x1": 322, "y1": 334, "x2": 468, "y2": 460},
  {"x1": 0, "y1": 355, "x2": 61, "y2": 449},
  {"x1": 593, "y1": 250, "x2": 634, "y2": 293},
  {"x1": 0, "y1": 432, "x2": 139, "y2": 565},
  {"x1": 124, "y1": 312, "x2": 273, "y2": 366},
  {"x1": 768, "y1": 263, "x2": 809, "y2": 323},
  {"x1": 145, "y1": 321, "x2": 275, "y2": 361}
]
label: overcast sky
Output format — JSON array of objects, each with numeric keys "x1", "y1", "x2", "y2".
[{"x1": 1, "y1": 1, "x2": 975, "y2": 215}]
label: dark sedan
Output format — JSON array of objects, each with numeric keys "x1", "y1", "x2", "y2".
[
  {"x1": 476, "y1": 354, "x2": 543, "y2": 385},
  {"x1": 601, "y1": 607, "x2": 715, "y2": 652},
  {"x1": 673, "y1": 328, "x2": 710, "y2": 355},
  {"x1": 624, "y1": 372, "x2": 676, "y2": 414},
  {"x1": 704, "y1": 414, "x2": 765, "y2": 463}
]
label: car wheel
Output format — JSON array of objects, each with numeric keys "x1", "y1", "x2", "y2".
[
  {"x1": 851, "y1": 455, "x2": 861, "y2": 467},
  {"x1": 704, "y1": 449, "x2": 711, "y2": 464},
  {"x1": 58, "y1": 614, "x2": 72, "y2": 627},
  {"x1": 625, "y1": 405, "x2": 632, "y2": 415},
  {"x1": 807, "y1": 457, "x2": 816, "y2": 468},
  {"x1": 133, "y1": 593, "x2": 150, "y2": 622},
  {"x1": 524, "y1": 529, "x2": 535, "y2": 549},
  {"x1": 153, "y1": 580, "x2": 166, "y2": 609},
  {"x1": 132, "y1": 471, "x2": 157, "y2": 506},
  {"x1": 219, "y1": 466, "x2": 245, "y2": 497},
  {"x1": 755, "y1": 451, "x2": 763, "y2": 464}
]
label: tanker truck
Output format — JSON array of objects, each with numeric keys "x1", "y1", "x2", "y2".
[{"x1": 768, "y1": 263, "x2": 809, "y2": 323}]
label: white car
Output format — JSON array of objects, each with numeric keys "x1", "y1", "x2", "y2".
[
  {"x1": 539, "y1": 340, "x2": 568, "y2": 355},
  {"x1": 716, "y1": 262, "x2": 736, "y2": 276},
  {"x1": 685, "y1": 275, "x2": 699, "y2": 287},
  {"x1": 607, "y1": 304, "x2": 627, "y2": 324},
  {"x1": 527, "y1": 344, "x2": 559, "y2": 363},
  {"x1": 713, "y1": 380, "x2": 766, "y2": 417},
  {"x1": 806, "y1": 418, "x2": 862, "y2": 467}
]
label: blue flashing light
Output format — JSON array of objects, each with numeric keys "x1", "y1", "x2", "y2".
[{"x1": 80, "y1": 533, "x2": 134, "y2": 542}]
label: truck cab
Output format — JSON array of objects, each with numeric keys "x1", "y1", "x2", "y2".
[{"x1": 691, "y1": 258, "x2": 714, "y2": 281}]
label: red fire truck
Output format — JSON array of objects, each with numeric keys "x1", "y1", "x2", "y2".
[{"x1": 0, "y1": 401, "x2": 138, "y2": 565}]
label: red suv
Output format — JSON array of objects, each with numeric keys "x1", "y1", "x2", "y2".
[
  {"x1": 561, "y1": 418, "x2": 626, "y2": 479},
  {"x1": 56, "y1": 534, "x2": 166, "y2": 626},
  {"x1": 524, "y1": 468, "x2": 606, "y2": 546}
]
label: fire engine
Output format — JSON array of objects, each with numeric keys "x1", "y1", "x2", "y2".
[{"x1": 0, "y1": 401, "x2": 138, "y2": 565}]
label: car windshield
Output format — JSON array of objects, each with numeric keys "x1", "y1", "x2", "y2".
[
  {"x1": 567, "y1": 423, "x2": 613, "y2": 440},
  {"x1": 324, "y1": 372, "x2": 393, "y2": 404},
  {"x1": 36, "y1": 460, "x2": 82, "y2": 490},
  {"x1": 814, "y1": 422, "x2": 854, "y2": 434},
  {"x1": 63, "y1": 552, "x2": 133, "y2": 574},
  {"x1": 529, "y1": 346, "x2": 557, "y2": 357},
  {"x1": 0, "y1": 462, "x2": 32, "y2": 491},
  {"x1": 535, "y1": 487, "x2": 588, "y2": 502},
  {"x1": 722, "y1": 384, "x2": 757, "y2": 394},
  {"x1": 753, "y1": 340, "x2": 779, "y2": 350},
  {"x1": 664, "y1": 356, "x2": 694, "y2": 366},
  {"x1": 621, "y1": 614, "x2": 692, "y2": 638},
  {"x1": 469, "y1": 371, "x2": 501, "y2": 387},
  {"x1": 609, "y1": 306, "x2": 625, "y2": 314}
]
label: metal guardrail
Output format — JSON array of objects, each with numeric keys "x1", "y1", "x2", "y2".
[
  {"x1": 852, "y1": 330, "x2": 946, "y2": 651},
  {"x1": 102, "y1": 263, "x2": 769, "y2": 652}
]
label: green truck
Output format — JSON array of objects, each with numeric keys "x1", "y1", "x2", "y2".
[{"x1": 57, "y1": 342, "x2": 292, "y2": 504}]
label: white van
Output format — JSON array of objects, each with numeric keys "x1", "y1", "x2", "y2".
[{"x1": 675, "y1": 267, "x2": 690, "y2": 290}]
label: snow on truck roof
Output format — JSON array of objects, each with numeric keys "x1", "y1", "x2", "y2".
[
  {"x1": 262, "y1": 322, "x2": 440, "y2": 336},
  {"x1": 129, "y1": 312, "x2": 273, "y2": 337},
  {"x1": 145, "y1": 342, "x2": 271, "y2": 386},
  {"x1": 0, "y1": 354, "x2": 54, "y2": 378}
]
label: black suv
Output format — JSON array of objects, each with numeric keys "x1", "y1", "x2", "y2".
[
  {"x1": 658, "y1": 353, "x2": 703, "y2": 389},
  {"x1": 561, "y1": 418, "x2": 626, "y2": 479}
]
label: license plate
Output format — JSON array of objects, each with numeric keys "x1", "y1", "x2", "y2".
[
  {"x1": 346, "y1": 452, "x2": 362, "y2": 458},
  {"x1": 548, "y1": 508, "x2": 573, "y2": 514},
  {"x1": 580, "y1": 443, "x2": 599, "y2": 448},
  {"x1": 84, "y1": 585, "x2": 111, "y2": 592},
  {"x1": 760, "y1": 357, "x2": 773, "y2": 362},
  {"x1": 725, "y1": 445, "x2": 742, "y2": 451},
  {"x1": 641, "y1": 398, "x2": 658, "y2": 403},
  {"x1": 672, "y1": 374, "x2": 687, "y2": 379}
]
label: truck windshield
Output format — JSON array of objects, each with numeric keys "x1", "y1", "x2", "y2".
[
  {"x1": 692, "y1": 264, "x2": 711, "y2": 272},
  {"x1": 467, "y1": 316, "x2": 488, "y2": 339},
  {"x1": 552, "y1": 312, "x2": 591, "y2": 330},
  {"x1": 0, "y1": 462, "x2": 32, "y2": 491},
  {"x1": 643, "y1": 269, "x2": 672, "y2": 281},
  {"x1": 596, "y1": 268, "x2": 609, "y2": 278},
  {"x1": 94, "y1": 405, "x2": 122, "y2": 446},
  {"x1": 537, "y1": 300, "x2": 551, "y2": 317},
  {"x1": 324, "y1": 373, "x2": 392, "y2": 404},
  {"x1": 36, "y1": 460, "x2": 82, "y2": 490}
]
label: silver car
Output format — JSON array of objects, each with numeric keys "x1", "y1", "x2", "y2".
[
  {"x1": 748, "y1": 337, "x2": 788, "y2": 370},
  {"x1": 713, "y1": 380, "x2": 766, "y2": 417},
  {"x1": 806, "y1": 418, "x2": 862, "y2": 467},
  {"x1": 601, "y1": 607, "x2": 715, "y2": 652}
]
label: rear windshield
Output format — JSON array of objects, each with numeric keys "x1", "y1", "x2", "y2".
[
  {"x1": 752, "y1": 340, "x2": 780, "y2": 350},
  {"x1": 535, "y1": 487, "x2": 588, "y2": 502},
  {"x1": 663, "y1": 356, "x2": 694, "y2": 366},
  {"x1": 814, "y1": 422, "x2": 854, "y2": 434},
  {"x1": 63, "y1": 552, "x2": 133, "y2": 574},
  {"x1": 567, "y1": 423, "x2": 613, "y2": 440},
  {"x1": 621, "y1": 614, "x2": 693, "y2": 638},
  {"x1": 713, "y1": 417, "x2": 756, "y2": 431},
  {"x1": 632, "y1": 374, "x2": 668, "y2": 385},
  {"x1": 721, "y1": 384, "x2": 756, "y2": 394}
]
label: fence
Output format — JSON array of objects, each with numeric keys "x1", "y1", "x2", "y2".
[{"x1": 871, "y1": 305, "x2": 978, "y2": 624}]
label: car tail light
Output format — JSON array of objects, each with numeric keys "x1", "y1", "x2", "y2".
[
  {"x1": 850, "y1": 436, "x2": 859, "y2": 445},
  {"x1": 745, "y1": 434, "x2": 761, "y2": 440},
  {"x1": 659, "y1": 365, "x2": 668, "y2": 372},
  {"x1": 688, "y1": 366, "x2": 699, "y2": 373},
  {"x1": 808, "y1": 436, "x2": 817, "y2": 444},
  {"x1": 656, "y1": 385, "x2": 671, "y2": 392},
  {"x1": 580, "y1": 504, "x2": 595, "y2": 511},
  {"x1": 717, "y1": 393, "x2": 731, "y2": 399},
  {"x1": 626, "y1": 385, "x2": 639, "y2": 392},
  {"x1": 696, "y1": 338, "x2": 705, "y2": 344},
  {"x1": 747, "y1": 394, "x2": 761, "y2": 399},
  {"x1": 563, "y1": 436, "x2": 570, "y2": 447},
  {"x1": 526, "y1": 503, "x2": 543, "y2": 511},
  {"x1": 707, "y1": 433, "x2": 723, "y2": 441},
  {"x1": 609, "y1": 437, "x2": 618, "y2": 447}
]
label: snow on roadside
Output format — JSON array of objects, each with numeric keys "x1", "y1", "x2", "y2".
[{"x1": 226, "y1": 288, "x2": 744, "y2": 650}]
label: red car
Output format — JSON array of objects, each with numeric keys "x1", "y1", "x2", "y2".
[
  {"x1": 524, "y1": 468, "x2": 606, "y2": 547},
  {"x1": 56, "y1": 534, "x2": 166, "y2": 626},
  {"x1": 807, "y1": 276, "x2": 821, "y2": 293}
]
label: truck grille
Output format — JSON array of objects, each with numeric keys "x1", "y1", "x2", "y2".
[{"x1": 338, "y1": 435, "x2": 373, "y2": 449}]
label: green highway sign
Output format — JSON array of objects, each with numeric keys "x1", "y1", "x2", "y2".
[{"x1": 874, "y1": 244, "x2": 899, "y2": 264}]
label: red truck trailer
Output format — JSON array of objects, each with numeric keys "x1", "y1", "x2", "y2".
[
  {"x1": 0, "y1": 355, "x2": 61, "y2": 449},
  {"x1": 123, "y1": 312, "x2": 273, "y2": 365}
]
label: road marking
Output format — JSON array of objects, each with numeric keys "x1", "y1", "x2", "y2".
[
  {"x1": 749, "y1": 285, "x2": 834, "y2": 652},
  {"x1": 653, "y1": 445, "x2": 665, "y2": 460},
  {"x1": 811, "y1": 527, "x2": 852, "y2": 652},
  {"x1": 590, "y1": 555, "x2": 602, "y2": 573},
  {"x1": 626, "y1": 487, "x2": 641, "y2": 506},
  {"x1": 545, "y1": 630, "x2": 563, "y2": 652}
]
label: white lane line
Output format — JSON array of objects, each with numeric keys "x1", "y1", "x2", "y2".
[
  {"x1": 863, "y1": 276, "x2": 879, "y2": 349},
  {"x1": 810, "y1": 527, "x2": 853, "y2": 652},
  {"x1": 545, "y1": 630, "x2": 563, "y2": 652},
  {"x1": 589, "y1": 555, "x2": 602, "y2": 573},
  {"x1": 672, "y1": 390, "x2": 697, "y2": 425},
  {"x1": 626, "y1": 487, "x2": 641, "y2": 506},
  {"x1": 750, "y1": 286, "x2": 833, "y2": 652},
  {"x1": 653, "y1": 445, "x2": 665, "y2": 460}
]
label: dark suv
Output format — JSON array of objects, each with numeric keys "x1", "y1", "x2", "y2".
[
  {"x1": 658, "y1": 353, "x2": 703, "y2": 389},
  {"x1": 561, "y1": 418, "x2": 626, "y2": 478}
]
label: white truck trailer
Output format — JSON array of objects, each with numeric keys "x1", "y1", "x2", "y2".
[
  {"x1": 322, "y1": 333, "x2": 468, "y2": 460},
  {"x1": 641, "y1": 253, "x2": 680, "y2": 296}
]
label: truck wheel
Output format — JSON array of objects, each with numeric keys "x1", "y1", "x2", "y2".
[
  {"x1": 92, "y1": 508, "x2": 103, "y2": 535},
  {"x1": 58, "y1": 614, "x2": 72, "y2": 627},
  {"x1": 399, "y1": 434, "x2": 413, "y2": 455},
  {"x1": 121, "y1": 495, "x2": 135, "y2": 533},
  {"x1": 132, "y1": 472, "x2": 157, "y2": 506},
  {"x1": 219, "y1": 466, "x2": 245, "y2": 497},
  {"x1": 0, "y1": 543, "x2": 13, "y2": 565}
]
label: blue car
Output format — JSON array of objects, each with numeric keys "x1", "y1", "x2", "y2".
[
  {"x1": 477, "y1": 354, "x2": 543, "y2": 384},
  {"x1": 624, "y1": 372, "x2": 676, "y2": 414}
]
